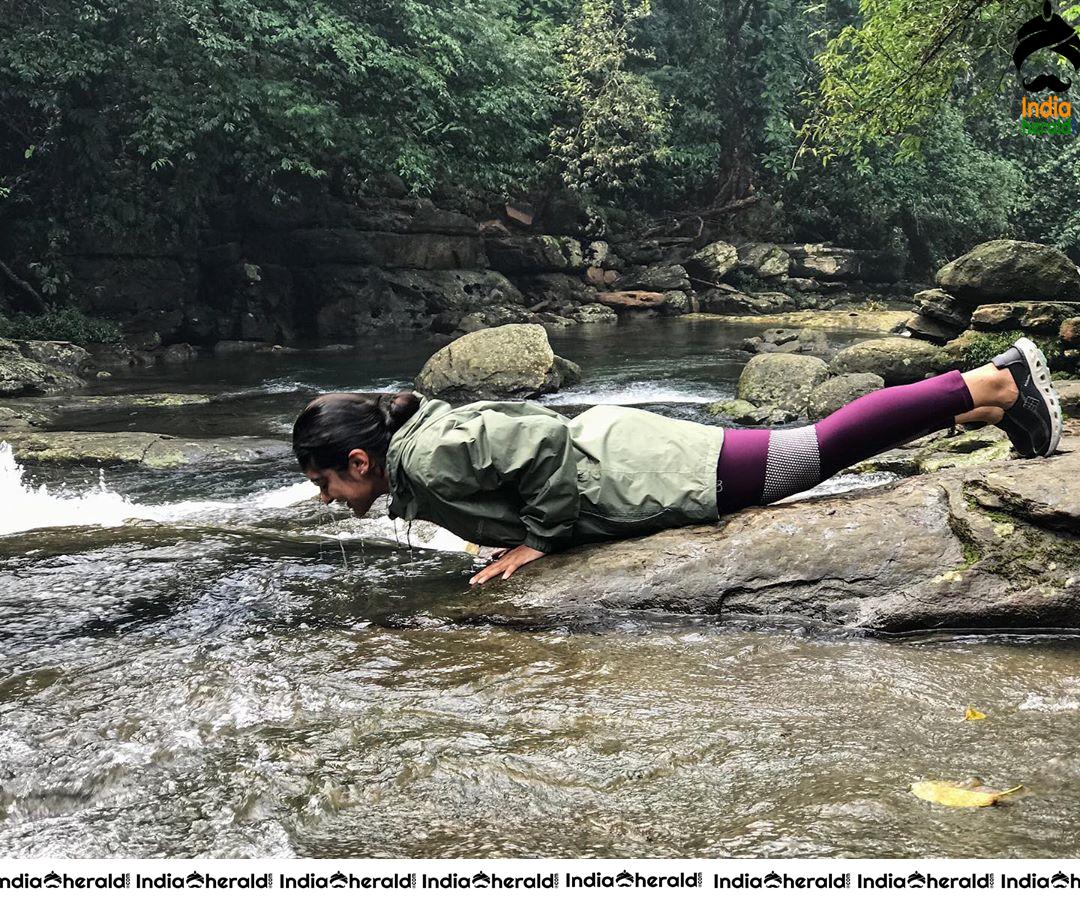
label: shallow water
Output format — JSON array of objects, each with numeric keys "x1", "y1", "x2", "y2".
[{"x1": 2, "y1": 315, "x2": 1079, "y2": 858}]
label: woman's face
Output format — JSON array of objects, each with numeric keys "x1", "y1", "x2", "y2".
[{"x1": 304, "y1": 449, "x2": 386, "y2": 517}]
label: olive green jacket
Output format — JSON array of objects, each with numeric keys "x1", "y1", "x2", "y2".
[{"x1": 386, "y1": 393, "x2": 726, "y2": 553}]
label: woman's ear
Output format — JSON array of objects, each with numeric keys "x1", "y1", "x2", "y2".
[{"x1": 347, "y1": 448, "x2": 372, "y2": 477}]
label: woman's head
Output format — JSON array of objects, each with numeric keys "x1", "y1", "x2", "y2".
[{"x1": 292, "y1": 390, "x2": 421, "y2": 516}]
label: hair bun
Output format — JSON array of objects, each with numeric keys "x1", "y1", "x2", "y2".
[{"x1": 385, "y1": 390, "x2": 421, "y2": 432}]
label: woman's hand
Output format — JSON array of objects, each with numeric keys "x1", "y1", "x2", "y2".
[{"x1": 469, "y1": 544, "x2": 546, "y2": 585}]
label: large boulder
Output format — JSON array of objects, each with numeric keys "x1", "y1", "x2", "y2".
[
  {"x1": 936, "y1": 239, "x2": 1080, "y2": 302},
  {"x1": 414, "y1": 324, "x2": 582, "y2": 401},
  {"x1": 829, "y1": 337, "x2": 952, "y2": 386},
  {"x1": 0, "y1": 340, "x2": 86, "y2": 397},
  {"x1": 613, "y1": 264, "x2": 690, "y2": 293},
  {"x1": 686, "y1": 241, "x2": 739, "y2": 281},
  {"x1": 736, "y1": 352, "x2": 830, "y2": 412},
  {"x1": 498, "y1": 422, "x2": 1080, "y2": 633},
  {"x1": 806, "y1": 373, "x2": 886, "y2": 419}
]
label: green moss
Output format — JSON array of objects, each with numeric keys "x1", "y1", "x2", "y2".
[
  {"x1": 0, "y1": 306, "x2": 122, "y2": 344},
  {"x1": 953, "y1": 329, "x2": 1067, "y2": 370}
]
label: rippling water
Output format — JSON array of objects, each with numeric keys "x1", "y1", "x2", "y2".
[{"x1": 3, "y1": 316, "x2": 1079, "y2": 858}]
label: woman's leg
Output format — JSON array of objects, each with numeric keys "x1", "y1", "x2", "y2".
[{"x1": 715, "y1": 365, "x2": 1016, "y2": 514}]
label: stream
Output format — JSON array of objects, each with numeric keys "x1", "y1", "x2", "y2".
[{"x1": 2, "y1": 315, "x2": 1080, "y2": 857}]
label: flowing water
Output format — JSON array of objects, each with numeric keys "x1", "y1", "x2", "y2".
[{"x1": 3, "y1": 316, "x2": 1080, "y2": 858}]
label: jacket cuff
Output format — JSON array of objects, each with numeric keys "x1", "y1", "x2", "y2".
[{"x1": 523, "y1": 532, "x2": 562, "y2": 554}]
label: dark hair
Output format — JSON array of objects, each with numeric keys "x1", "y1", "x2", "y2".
[{"x1": 292, "y1": 390, "x2": 421, "y2": 472}]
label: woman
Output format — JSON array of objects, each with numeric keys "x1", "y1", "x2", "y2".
[{"x1": 292, "y1": 337, "x2": 1062, "y2": 586}]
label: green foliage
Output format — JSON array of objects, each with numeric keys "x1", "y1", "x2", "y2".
[
  {"x1": 547, "y1": 0, "x2": 668, "y2": 197},
  {"x1": 953, "y1": 329, "x2": 1067, "y2": 370},
  {"x1": 0, "y1": 307, "x2": 123, "y2": 344}
]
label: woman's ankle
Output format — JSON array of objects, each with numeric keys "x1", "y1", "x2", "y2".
[
  {"x1": 961, "y1": 363, "x2": 1019, "y2": 410},
  {"x1": 955, "y1": 405, "x2": 1004, "y2": 426}
]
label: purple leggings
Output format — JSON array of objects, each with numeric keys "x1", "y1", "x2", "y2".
[{"x1": 715, "y1": 369, "x2": 975, "y2": 514}]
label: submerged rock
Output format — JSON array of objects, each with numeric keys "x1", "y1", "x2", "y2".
[
  {"x1": 503, "y1": 421, "x2": 1080, "y2": 633},
  {"x1": 414, "y1": 323, "x2": 581, "y2": 401}
]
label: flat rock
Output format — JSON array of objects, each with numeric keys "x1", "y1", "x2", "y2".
[
  {"x1": 499, "y1": 421, "x2": 1080, "y2": 633},
  {"x1": 0, "y1": 431, "x2": 290, "y2": 468},
  {"x1": 693, "y1": 309, "x2": 911, "y2": 333}
]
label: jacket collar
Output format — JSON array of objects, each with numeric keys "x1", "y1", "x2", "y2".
[{"x1": 385, "y1": 391, "x2": 454, "y2": 520}]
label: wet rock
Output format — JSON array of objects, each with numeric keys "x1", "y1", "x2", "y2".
[
  {"x1": 936, "y1": 239, "x2": 1080, "y2": 302},
  {"x1": 504, "y1": 421, "x2": 1080, "y2": 632},
  {"x1": 0, "y1": 340, "x2": 85, "y2": 397},
  {"x1": 686, "y1": 241, "x2": 739, "y2": 281},
  {"x1": 829, "y1": 337, "x2": 951, "y2": 386},
  {"x1": 573, "y1": 303, "x2": 619, "y2": 325},
  {"x1": 806, "y1": 373, "x2": 885, "y2": 419},
  {"x1": 970, "y1": 301, "x2": 1079, "y2": 334},
  {"x1": 736, "y1": 242, "x2": 791, "y2": 279},
  {"x1": 1062, "y1": 317, "x2": 1080, "y2": 346},
  {"x1": 0, "y1": 430, "x2": 290, "y2": 468},
  {"x1": 736, "y1": 352, "x2": 830, "y2": 412},
  {"x1": 414, "y1": 324, "x2": 581, "y2": 401}
]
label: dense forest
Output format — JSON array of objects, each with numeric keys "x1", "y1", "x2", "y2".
[{"x1": 2, "y1": 0, "x2": 1079, "y2": 320}]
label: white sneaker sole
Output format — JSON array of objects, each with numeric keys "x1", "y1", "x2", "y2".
[{"x1": 1015, "y1": 336, "x2": 1062, "y2": 457}]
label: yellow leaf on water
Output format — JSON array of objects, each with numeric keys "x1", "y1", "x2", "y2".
[
  {"x1": 964, "y1": 707, "x2": 987, "y2": 721},
  {"x1": 910, "y1": 780, "x2": 1023, "y2": 808}
]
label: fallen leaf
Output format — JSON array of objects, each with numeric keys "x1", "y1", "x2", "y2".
[
  {"x1": 964, "y1": 707, "x2": 987, "y2": 721},
  {"x1": 910, "y1": 780, "x2": 1023, "y2": 808}
]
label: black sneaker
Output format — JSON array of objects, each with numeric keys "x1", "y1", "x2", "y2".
[{"x1": 991, "y1": 337, "x2": 1062, "y2": 458}]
